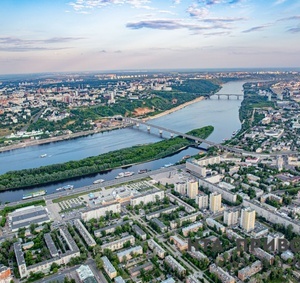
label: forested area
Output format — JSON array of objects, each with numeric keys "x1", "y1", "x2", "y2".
[{"x1": 0, "y1": 126, "x2": 213, "y2": 190}]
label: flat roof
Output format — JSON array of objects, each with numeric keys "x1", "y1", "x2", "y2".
[
  {"x1": 44, "y1": 233, "x2": 59, "y2": 257},
  {"x1": 14, "y1": 242, "x2": 25, "y2": 266},
  {"x1": 11, "y1": 216, "x2": 50, "y2": 231}
]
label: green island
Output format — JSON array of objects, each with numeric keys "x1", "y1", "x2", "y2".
[{"x1": 0, "y1": 126, "x2": 213, "y2": 190}]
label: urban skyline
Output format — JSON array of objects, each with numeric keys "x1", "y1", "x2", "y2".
[{"x1": 0, "y1": 0, "x2": 299, "y2": 74}]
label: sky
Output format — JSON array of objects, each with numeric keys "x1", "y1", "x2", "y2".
[{"x1": 0, "y1": 0, "x2": 299, "y2": 74}]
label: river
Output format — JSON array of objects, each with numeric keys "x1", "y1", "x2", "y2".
[{"x1": 0, "y1": 81, "x2": 244, "y2": 203}]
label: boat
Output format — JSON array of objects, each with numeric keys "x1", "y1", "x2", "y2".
[
  {"x1": 23, "y1": 190, "x2": 46, "y2": 200},
  {"x1": 40, "y1": 154, "x2": 47, "y2": 158},
  {"x1": 56, "y1": 185, "x2": 74, "y2": 191},
  {"x1": 124, "y1": 171, "x2": 134, "y2": 177},
  {"x1": 138, "y1": 169, "x2": 148, "y2": 174},
  {"x1": 115, "y1": 171, "x2": 134, "y2": 179},
  {"x1": 164, "y1": 163, "x2": 174, "y2": 168},
  {"x1": 93, "y1": 179, "x2": 104, "y2": 184},
  {"x1": 115, "y1": 173, "x2": 125, "y2": 179}
]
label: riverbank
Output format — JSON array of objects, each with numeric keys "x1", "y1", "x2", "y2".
[
  {"x1": 0, "y1": 124, "x2": 129, "y2": 153},
  {"x1": 0, "y1": 96, "x2": 207, "y2": 153},
  {"x1": 146, "y1": 96, "x2": 206, "y2": 121}
]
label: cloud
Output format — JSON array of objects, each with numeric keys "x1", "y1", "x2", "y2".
[
  {"x1": 197, "y1": 0, "x2": 242, "y2": 5},
  {"x1": 69, "y1": 0, "x2": 151, "y2": 11},
  {"x1": 274, "y1": 0, "x2": 287, "y2": 5},
  {"x1": 126, "y1": 18, "x2": 231, "y2": 31},
  {"x1": 242, "y1": 25, "x2": 268, "y2": 33},
  {"x1": 278, "y1": 15, "x2": 300, "y2": 21},
  {"x1": 187, "y1": 4, "x2": 209, "y2": 18},
  {"x1": 0, "y1": 37, "x2": 83, "y2": 52},
  {"x1": 173, "y1": 0, "x2": 181, "y2": 4},
  {"x1": 287, "y1": 27, "x2": 300, "y2": 33}
]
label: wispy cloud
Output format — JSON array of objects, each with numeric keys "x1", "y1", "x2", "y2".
[
  {"x1": 278, "y1": 15, "x2": 300, "y2": 21},
  {"x1": 126, "y1": 18, "x2": 231, "y2": 31},
  {"x1": 69, "y1": 0, "x2": 151, "y2": 11},
  {"x1": 197, "y1": 0, "x2": 242, "y2": 6},
  {"x1": 0, "y1": 37, "x2": 83, "y2": 52},
  {"x1": 274, "y1": 0, "x2": 287, "y2": 5},
  {"x1": 287, "y1": 26, "x2": 300, "y2": 33},
  {"x1": 242, "y1": 25, "x2": 268, "y2": 33}
]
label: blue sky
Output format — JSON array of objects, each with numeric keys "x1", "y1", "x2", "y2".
[{"x1": 0, "y1": 0, "x2": 299, "y2": 74}]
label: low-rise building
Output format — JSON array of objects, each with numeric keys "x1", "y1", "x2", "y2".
[
  {"x1": 117, "y1": 245, "x2": 143, "y2": 262},
  {"x1": 8, "y1": 205, "x2": 50, "y2": 232},
  {"x1": 81, "y1": 203, "x2": 121, "y2": 222},
  {"x1": 165, "y1": 255, "x2": 186, "y2": 277},
  {"x1": 0, "y1": 265, "x2": 11, "y2": 283},
  {"x1": 252, "y1": 248, "x2": 274, "y2": 265},
  {"x1": 238, "y1": 260, "x2": 262, "y2": 281},
  {"x1": 132, "y1": 225, "x2": 147, "y2": 240},
  {"x1": 114, "y1": 276, "x2": 126, "y2": 283},
  {"x1": 151, "y1": 218, "x2": 168, "y2": 232},
  {"x1": 206, "y1": 218, "x2": 225, "y2": 233},
  {"x1": 44, "y1": 233, "x2": 59, "y2": 257},
  {"x1": 209, "y1": 264, "x2": 235, "y2": 283},
  {"x1": 130, "y1": 189, "x2": 164, "y2": 206},
  {"x1": 76, "y1": 265, "x2": 97, "y2": 283},
  {"x1": 74, "y1": 219, "x2": 96, "y2": 247},
  {"x1": 148, "y1": 239, "x2": 166, "y2": 259},
  {"x1": 170, "y1": 212, "x2": 201, "y2": 229},
  {"x1": 94, "y1": 220, "x2": 133, "y2": 237},
  {"x1": 170, "y1": 235, "x2": 188, "y2": 251},
  {"x1": 146, "y1": 205, "x2": 178, "y2": 220},
  {"x1": 101, "y1": 256, "x2": 117, "y2": 279},
  {"x1": 182, "y1": 221, "x2": 203, "y2": 237},
  {"x1": 101, "y1": 235, "x2": 135, "y2": 252}
]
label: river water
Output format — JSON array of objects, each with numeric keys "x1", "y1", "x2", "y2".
[{"x1": 0, "y1": 81, "x2": 244, "y2": 202}]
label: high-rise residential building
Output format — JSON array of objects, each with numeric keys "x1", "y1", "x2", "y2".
[
  {"x1": 240, "y1": 207, "x2": 256, "y2": 232},
  {"x1": 187, "y1": 180, "x2": 198, "y2": 199},
  {"x1": 224, "y1": 209, "x2": 239, "y2": 226},
  {"x1": 196, "y1": 192, "x2": 208, "y2": 209},
  {"x1": 209, "y1": 192, "x2": 222, "y2": 213},
  {"x1": 174, "y1": 181, "x2": 186, "y2": 195}
]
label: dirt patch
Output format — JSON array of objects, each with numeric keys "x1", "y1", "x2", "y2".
[{"x1": 133, "y1": 107, "x2": 154, "y2": 116}]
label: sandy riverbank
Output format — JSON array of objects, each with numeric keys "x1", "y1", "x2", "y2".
[
  {"x1": 0, "y1": 96, "x2": 207, "y2": 153},
  {"x1": 145, "y1": 96, "x2": 206, "y2": 121}
]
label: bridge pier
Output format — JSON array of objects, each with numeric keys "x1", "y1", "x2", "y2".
[
  {"x1": 159, "y1": 130, "x2": 163, "y2": 137},
  {"x1": 227, "y1": 95, "x2": 230, "y2": 100},
  {"x1": 237, "y1": 95, "x2": 239, "y2": 100},
  {"x1": 218, "y1": 95, "x2": 220, "y2": 100}
]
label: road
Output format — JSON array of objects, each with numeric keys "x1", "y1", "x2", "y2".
[{"x1": 0, "y1": 165, "x2": 185, "y2": 210}]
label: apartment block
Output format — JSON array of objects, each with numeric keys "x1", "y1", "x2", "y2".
[
  {"x1": 238, "y1": 260, "x2": 262, "y2": 281},
  {"x1": 165, "y1": 255, "x2": 186, "y2": 277},
  {"x1": 130, "y1": 189, "x2": 164, "y2": 206},
  {"x1": 240, "y1": 207, "x2": 256, "y2": 232},
  {"x1": 210, "y1": 192, "x2": 222, "y2": 213},
  {"x1": 223, "y1": 209, "x2": 239, "y2": 226},
  {"x1": 117, "y1": 245, "x2": 143, "y2": 262},
  {"x1": 209, "y1": 264, "x2": 235, "y2": 283},
  {"x1": 196, "y1": 192, "x2": 208, "y2": 210},
  {"x1": 182, "y1": 221, "x2": 203, "y2": 237},
  {"x1": 81, "y1": 203, "x2": 121, "y2": 222},
  {"x1": 101, "y1": 256, "x2": 117, "y2": 279},
  {"x1": 187, "y1": 180, "x2": 198, "y2": 199},
  {"x1": 74, "y1": 219, "x2": 96, "y2": 247},
  {"x1": 101, "y1": 235, "x2": 135, "y2": 252},
  {"x1": 170, "y1": 235, "x2": 188, "y2": 251},
  {"x1": 147, "y1": 239, "x2": 166, "y2": 259}
]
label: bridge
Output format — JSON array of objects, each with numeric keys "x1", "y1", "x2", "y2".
[
  {"x1": 123, "y1": 117, "x2": 298, "y2": 157},
  {"x1": 208, "y1": 93, "x2": 244, "y2": 100}
]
